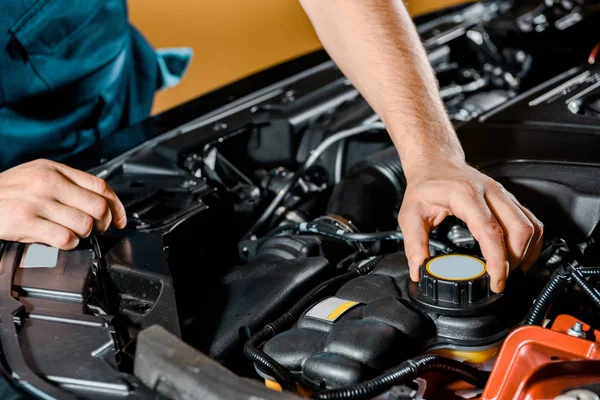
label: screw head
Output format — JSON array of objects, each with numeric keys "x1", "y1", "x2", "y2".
[{"x1": 567, "y1": 321, "x2": 586, "y2": 339}]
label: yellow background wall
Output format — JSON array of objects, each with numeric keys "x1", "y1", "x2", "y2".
[{"x1": 128, "y1": 0, "x2": 467, "y2": 115}]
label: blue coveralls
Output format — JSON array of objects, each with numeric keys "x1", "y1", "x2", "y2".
[{"x1": 0, "y1": 0, "x2": 191, "y2": 170}]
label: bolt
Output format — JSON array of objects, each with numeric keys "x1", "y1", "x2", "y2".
[
  {"x1": 548, "y1": 254, "x2": 563, "y2": 265},
  {"x1": 282, "y1": 90, "x2": 296, "y2": 103},
  {"x1": 567, "y1": 321, "x2": 586, "y2": 339},
  {"x1": 181, "y1": 180, "x2": 198, "y2": 189},
  {"x1": 516, "y1": 50, "x2": 527, "y2": 63},
  {"x1": 212, "y1": 122, "x2": 228, "y2": 131},
  {"x1": 555, "y1": 390, "x2": 600, "y2": 400}
]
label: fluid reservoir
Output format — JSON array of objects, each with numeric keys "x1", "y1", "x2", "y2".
[{"x1": 408, "y1": 254, "x2": 502, "y2": 316}]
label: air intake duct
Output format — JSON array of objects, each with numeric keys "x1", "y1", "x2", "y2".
[{"x1": 325, "y1": 146, "x2": 405, "y2": 232}]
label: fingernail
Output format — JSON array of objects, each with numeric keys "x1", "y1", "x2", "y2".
[
  {"x1": 494, "y1": 279, "x2": 505, "y2": 293},
  {"x1": 117, "y1": 215, "x2": 127, "y2": 229},
  {"x1": 408, "y1": 260, "x2": 421, "y2": 282}
]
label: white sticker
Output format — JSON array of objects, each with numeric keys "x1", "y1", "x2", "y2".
[
  {"x1": 305, "y1": 297, "x2": 359, "y2": 322},
  {"x1": 21, "y1": 244, "x2": 59, "y2": 268}
]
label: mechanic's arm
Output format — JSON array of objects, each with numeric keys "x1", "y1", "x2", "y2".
[
  {"x1": 0, "y1": 159, "x2": 126, "y2": 249},
  {"x1": 299, "y1": 0, "x2": 543, "y2": 292}
]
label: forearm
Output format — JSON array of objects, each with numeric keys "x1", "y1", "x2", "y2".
[{"x1": 299, "y1": 0, "x2": 465, "y2": 177}]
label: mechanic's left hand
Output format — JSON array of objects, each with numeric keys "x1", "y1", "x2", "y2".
[{"x1": 398, "y1": 159, "x2": 544, "y2": 293}]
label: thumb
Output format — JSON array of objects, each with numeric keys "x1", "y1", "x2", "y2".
[{"x1": 399, "y1": 209, "x2": 431, "y2": 282}]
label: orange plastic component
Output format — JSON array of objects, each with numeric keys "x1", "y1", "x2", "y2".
[
  {"x1": 265, "y1": 379, "x2": 283, "y2": 392},
  {"x1": 481, "y1": 315, "x2": 600, "y2": 400},
  {"x1": 430, "y1": 344, "x2": 501, "y2": 364},
  {"x1": 264, "y1": 380, "x2": 313, "y2": 398}
]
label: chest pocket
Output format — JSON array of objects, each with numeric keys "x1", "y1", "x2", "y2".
[{"x1": 8, "y1": 0, "x2": 129, "y2": 95}]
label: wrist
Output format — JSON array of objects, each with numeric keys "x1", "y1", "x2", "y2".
[
  {"x1": 390, "y1": 131, "x2": 466, "y2": 181},
  {"x1": 401, "y1": 153, "x2": 465, "y2": 181}
]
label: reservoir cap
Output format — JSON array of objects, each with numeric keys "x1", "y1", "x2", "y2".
[{"x1": 408, "y1": 254, "x2": 500, "y2": 316}]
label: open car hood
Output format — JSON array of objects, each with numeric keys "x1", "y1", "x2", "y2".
[{"x1": 2, "y1": 0, "x2": 600, "y2": 399}]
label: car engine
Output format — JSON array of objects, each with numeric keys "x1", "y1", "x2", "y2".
[{"x1": 1, "y1": 0, "x2": 600, "y2": 399}]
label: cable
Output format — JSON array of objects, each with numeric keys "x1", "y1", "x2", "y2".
[
  {"x1": 334, "y1": 139, "x2": 345, "y2": 184},
  {"x1": 244, "y1": 327, "x2": 297, "y2": 391},
  {"x1": 267, "y1": 222, "x2": 453, "y2": 253},
  {"x1": 524, "y1": 262, "x2": 600, "y2": 326},
  {"x1": 524, "y1": 264, "x2": 571, "y2": 326},
  {"x1": 579, "y1": 267, "x2": 600, "y2": 277},
  {"x1": 315, "y1": 354, "x2": 490, "y2": 400},
  {"x1": 439, "y1": 76, "x2": 488, "y2": 100},
  {"x1": 305, "y1": 123, "x2": 385, "y2": 172},
  {"x1": 244, "y1": 123, "x2": 386, "y2": 239},
  {"x1": 570, "y1": 268, "x2": 600, "y2": 308},
  {"x1": 244, "y1": 256, "x2": 385, "y2": 391}
]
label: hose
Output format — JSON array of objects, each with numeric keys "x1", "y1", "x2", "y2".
[
  {"x1": 244, "y1": 327, "x2": 297, "y2": 391},
  {"x1": 271, "y1": 222, "x2": 453, "y2": 254},
  {"x1": 570, "y1": 268, "x2": 600, "y2": 308},
  {"x1": 439, "y1": 76, "x2": 488, "y2": 100},
  {"x1": 326, "y1": 146, "x2": 405, "y2": 232},
  {"x1": 578, "y1": 267, "x2": 600, "y2": 276},
  {"x1": 315, "y1": 354, "x2": 490, "y2": 400},
  {"x1": 244, "y1": 123, "x2": 386, "y2": 239},
  {"x1": 334, "y1": 139, "x2": 345, "y2": 184},
  {"x1": 524, "y1": 264, "x2": 572, "y2": 326},
  {"x1": 244, "y1": 256, "x2": 385, "y2": 390},
  {"x1": 524, "y1": 262, "x2": 600, "y2": 326}
]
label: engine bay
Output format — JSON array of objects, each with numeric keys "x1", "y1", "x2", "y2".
[{"x1": 2, "y1": 0, "x2": 600, "y2": 399}]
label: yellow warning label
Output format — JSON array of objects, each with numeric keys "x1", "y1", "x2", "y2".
[
  {"x1": 326, "y1": 301, "x2": 359, "y2": 321},
  {"x1": 306, "y1": 297, "x2": 359, "y2": 322}
]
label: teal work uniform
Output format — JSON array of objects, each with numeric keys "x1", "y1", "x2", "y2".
[{"x1": 0, "y1": 0, "x2": 191, "y2": 170}]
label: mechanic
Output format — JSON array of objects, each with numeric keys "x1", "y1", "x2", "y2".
[{"x1": 0, "y1": 0, "x2": 542, "y2": 293}]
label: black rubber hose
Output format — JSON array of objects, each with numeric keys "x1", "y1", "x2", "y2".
[
  {"x1": 314, "y1": 354, "x2": 490, "y2": 400},
  {"x1": 294, "y1": 222, "x2": 454, "y2": 253},
  {"x1": 243, "y1": 327, "x2": 297, "y2": 391},
  {"x1": 264, "y1": 222, "x2": 453, "y2": 253},
  {"x1": 579, "y1": 267, "x2": 600, "y2": 276},
  {"x1": 524, "y1": 264, "x2": 571, "y2": 326},
  {"x1": 570, "y1": 268, "x2": 600, "y2": 308},
  {"x1": 326, "y1": 146, "x2": 405, "y2": 232},
  {"x1": 244, "y1": 124, "x2": 386, "y2": 238},
  {"x1": 524, "y1": 263, "x2": 600, "y2": 326},
  {"x1": 244, "y1": 256, "x2": 384, "y2": 390}
]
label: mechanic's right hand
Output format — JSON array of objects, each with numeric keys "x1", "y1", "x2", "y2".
[
  {"x1": 0, "y1": 159, "x2": 126, "y2": 250},
  {"x1": 398, "y1": 159, "x2": 544, "y2": 293}
]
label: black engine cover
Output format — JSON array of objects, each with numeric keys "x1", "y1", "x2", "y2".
[{"x1": 262, "y1": 252, "x2": 526, "y2": 390}]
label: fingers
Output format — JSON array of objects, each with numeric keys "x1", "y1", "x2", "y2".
[
  {"x1": 23, "y1": 218, "x2": 80, "y2": 250},
  {"x1": 0, "y1": 201, "x2": 79, "y2": 250},
  {"x1": 516, "y1": 204, "x2": 544, "y2": 272},
  {"x1": 399, "y1": 206, "x2": 432, "y2": 282},
  {"x1": 449, "y1": 187, "x2": 509, "y2": 293},
  {"x1": 37, "y1": 200, "x2": 94, "y2": 238},
  {"x1": 0, "y1": 159, "x2": 126, "y2": 251},
  {"x1": 52, "y1": 163, "x2": 127, "y2": 229},
  {"x1": 52, "y1": 177, "x2": 114, "y2": 233},
  {"x1": 484, "y1": 184, "x2": 535, "y2": 270}
]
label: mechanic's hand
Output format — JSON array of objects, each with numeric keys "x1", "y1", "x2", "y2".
[
  {"x1": 398, "y1": 160, "x2": 543, "y2": 293},
  {"x1": 0, "y1": 159, "x2": 126, "y2": 250}
]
